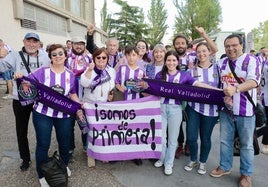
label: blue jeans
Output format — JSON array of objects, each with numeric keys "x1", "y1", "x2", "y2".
[
  {"x1": 219, "y1": 110, "x2": 255, "y2": 176},
  {"x1": 186, "y1": 105, "x2": 218, "y2": 163},
  {"x1": 160, "y1": 104, "x2": 182, "y2": 168},
  {"x1": 32, "y1": 110, "x2": 73, "y2": 178}
]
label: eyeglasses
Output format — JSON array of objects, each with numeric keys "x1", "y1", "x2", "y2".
[
  {"x1": 137, "y1": 46, "x2": 146, "y2": 50},
  {"x1": 96, "y1": 56, "x2": 107, "y2": 60},
  {"x1": 51, "y1": 51, "x2": 64, "y2": 57},
  {"x1": 224, "y1": 44, "x2": 240, "y2": 49}
]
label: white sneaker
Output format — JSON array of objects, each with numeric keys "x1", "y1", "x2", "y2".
[
  {"x1": 197, "y1": 162, "x2": 207, "y2": 175},
  {"x1": 261, "y1": 145, "x2": 268, "y2": 155},
  {"x1": 39, "y1": 177, "x2": 50, "y2": 187},
  {"x1": 67, "y1": 166, "x2": 71, "y2": 177},
  {"x1": 184, "y1": 161, "x2": 198, "y2": 171},
  {"x1": 2, "y1": 95, "x2": 13, "y2": 99},
  {"x1": 154, "y1": 160, "x2": 163, "y2": 168},
  {"x1": 164, "y1": 166, "x2": 173, "y2": 175}
]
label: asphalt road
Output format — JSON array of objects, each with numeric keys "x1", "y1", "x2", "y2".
[{"x1": 0, "y1": 81, "x2": 267, "y2": 187}]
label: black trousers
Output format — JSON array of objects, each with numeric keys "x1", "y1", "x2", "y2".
[{"x1": 13, "y1": 100, "x2": 33, "y2": 162}]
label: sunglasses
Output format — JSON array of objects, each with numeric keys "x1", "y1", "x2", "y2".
[
  {"x1": 96, "y1": 56, "x2": 107, "y2": 60},
  {"x1": 51, "y1": 51, "x2": 64, "y2": 57}
]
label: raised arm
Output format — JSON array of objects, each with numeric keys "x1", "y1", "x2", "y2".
[
  {"x1": 86, "y1": 23, "x2": 99, "y2": 54},
  {"x1": 195, "y1": 26, "x2": 218, "y2": 55}
]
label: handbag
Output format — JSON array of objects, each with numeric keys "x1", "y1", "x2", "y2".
[
  {"x1": 255, "y1": 102, "x2": 266, "y2": 127},
  {"x1": 40, "y1": 151, "x2": 68, "y2": 187},
  {"x1": 233, "y1": 129, "x2": 260, "y2": 156}
]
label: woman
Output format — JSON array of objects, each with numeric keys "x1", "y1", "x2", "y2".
[
  {"x1": 80, "y1": 47, "x2": 116, "y2": 103},
  {"x1": 183, "y1": 42, "x2": 220, "y2": 175},
  {"x1": 136, "y1": 39, "x2": 151, "y2": 71},
  {"x1": 14, "y1": 44, "x2": 81, "y2": 186},
  {"x1": 153, "y1": 50, "x2": 218, "y2": 175},
  {"x1": 80, "y1": 48, "x2": 116, "y2": 165},
  {"x1": 145, "y1": 44, "x2": 166, "y2": 79}
]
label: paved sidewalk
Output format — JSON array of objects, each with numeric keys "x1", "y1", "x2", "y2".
[{"x1": 0, "y1": 84, "x2": 268, "y2": 187}]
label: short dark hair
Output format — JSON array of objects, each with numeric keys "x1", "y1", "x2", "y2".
[
  {"x1": 173, "y1": 34, "x2": 189, "y2": 46},
  {"x1": 224, "y1": 34, "x2": 243, "y2": 45},
  {"x1": 124, "y1": 45, "x2": 139, "y2": 55},
  {"x1": 48, "y1": 44, "x2": 67, "y2": 60}
]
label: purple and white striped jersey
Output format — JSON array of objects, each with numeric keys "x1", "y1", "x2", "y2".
[
  {"x1": 217, "y1": 53, "x2": 261, "y2": 116},
  {"x1": 261, "y1": 60, "x2": 268, "y2": 106},
  {"x1": 115, "y1": 65, "x2": 145, "y2": 101},
  {"x1": 188, "y1": 64, "x2": 220, "y2": 116},
  {"x1": 155, "y1": 70, "x2": 196, "y2": 105},
  {"x1": 29, "y1": 67, "x2": 76, "y2": 118}
]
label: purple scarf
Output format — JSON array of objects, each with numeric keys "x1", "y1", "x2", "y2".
[{"x1": 89, "y1": 67, "x2": 111, "y2": 92}]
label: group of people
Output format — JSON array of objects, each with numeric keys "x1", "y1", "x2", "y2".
[{"x1": 0, "y1": 23, "x2": 267, "y2": 187}]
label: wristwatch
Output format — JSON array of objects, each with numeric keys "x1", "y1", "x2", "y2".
[{"x1": 235, "y1": 86, "x2": 240, "y2": 93}]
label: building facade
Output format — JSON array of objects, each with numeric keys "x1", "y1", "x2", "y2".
[{"x1": 0, "y1": 0, "x2": 107, "y2": 50}]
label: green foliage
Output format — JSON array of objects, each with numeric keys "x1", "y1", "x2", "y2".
[
  {"x1": 173, "y1": 0, "x2": 221, "y2": 40},
  {"x1": 252, "y1": 21, "x2": 268, "y2": 51},
  {"x1": 107, "y1": 0, "x2": 148, "y2": 47},
  {"x1": 147, "y1": 0, "x2": 168, "y2": 46},
  {"x1": 100, "y1": 0, "x2": 111, "y2": 33}
]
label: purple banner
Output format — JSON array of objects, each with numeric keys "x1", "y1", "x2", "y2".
[
  {"x1": 17, "y1": 76, "x2": 81, "y2": 116},
  {"x1": 142, "y1": 78, "x2": 225, "y2": 105}
]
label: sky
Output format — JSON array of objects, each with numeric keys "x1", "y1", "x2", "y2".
[{"x1": 94, "y1": 0, "x2": 268, "y2": 44}]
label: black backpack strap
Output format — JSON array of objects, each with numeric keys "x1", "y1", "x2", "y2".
[{"x1": 19, "y1": 51, "x2": 31, "y2": 74}]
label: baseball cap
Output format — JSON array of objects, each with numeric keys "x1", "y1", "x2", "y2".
[
  {"x1": 24, "y1": 32, "x2": 40, "y2": 41},
  {"x1": 71, "y1": 36, "x2": 86, "y2": 44}
]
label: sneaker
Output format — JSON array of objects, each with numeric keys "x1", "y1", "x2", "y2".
[
  {"x1": 67, "y1": 166, "x2": 71, "y2": 177},
  {"x1": 39, "y1": 177, "x2": 50, "y2": 187},
  {"x1": 164, "y1": 166, "x2": 173, "y2": 175},
  {"x1": 184, "y1": 161, "x2": 198, "y2": 171},
  {"x1": 175, "y1": 145, "x2": 183, "y2": 158},
  {"x1": 210, "y1": 166, "x2": 231, "y2": 178},
  {"x1": 2, "y1": 94, "x2": 13, "y2": 99},
  {"x1": 239, "y1": 175, "x2": 252, "y2": 187},
  {"x1": 154, "y1": 160, "x2": 163, "y2": 168},
  {"x1": 197, "y1": 162, "x2": 207, "y2": 175},
  {"x1": 261, "y1": 145, "x2": 268, "y2": 155},
  {"x1": 184, "y1": 144, "x2": 190, "y2": 156},
  {"x1": 20, "y1": 160, "x2": 31, "y2": 171}
]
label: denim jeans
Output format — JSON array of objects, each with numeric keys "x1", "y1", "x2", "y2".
[
  {"x1": 219, "y1": 110, "x2": 255, "y2": 176},
  {"x1": 160, "y1": 104, "x2": 182, "y2": 168},
  {"x1": 32, "y1": 110, "x2": 73, "y2": 178},
  {"x1": 186, "y1": 105, "x2": 218, "y2": 163}
]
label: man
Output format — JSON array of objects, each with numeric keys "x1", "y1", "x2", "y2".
[
  {"x1": 173, "y1": 26, "x2": 218, "y2": 158},
  {"x1": 66, "y1": 36, "x2": 91, "y2": 157},
  {"x1": 86, "y1": 23, "x2": 123, "y2": 71},
  {"x1": 210, "y1": 34, "x2": 260, "y2": 187},
  {"x1": 0, "y1": 33, "x2": 50, "y2": 171}
]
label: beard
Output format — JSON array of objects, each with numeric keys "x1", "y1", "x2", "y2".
[
  {"x1": 72, "y1": 49, "x2": 84, "y2": 56},
  {"x1": 175, "y1": 48, "x2": 186, "y2": 56}
]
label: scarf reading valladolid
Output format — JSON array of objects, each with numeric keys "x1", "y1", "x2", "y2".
[
  {"x1": 17, "y1": 76, "x2": 81, "y2": 116},
  {"x1": 142, "y1": 78, "x2": 225, "y2": 106}
]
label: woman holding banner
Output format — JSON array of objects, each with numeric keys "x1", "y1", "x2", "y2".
[
  {"x1": 183, "y1": 42, "x2": 220, "y2": 175},
  {"x1": 14, "y1": 44, "x2": 81, "y2": 186},
  {"x1": 153, "y1": 50, "x2": 219, "y2": 175},
  {"x1": 80, "y1": 47, "x2": 116, "y2": 166}
]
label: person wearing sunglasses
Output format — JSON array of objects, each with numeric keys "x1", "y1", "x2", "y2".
[
  {"x1": 135, "y1": 39, "x2": 151, "y2": 71},
  {"x1": 65, "y1": 36, "x2": 92, "y2": 159},
  {"x1": 0, "y1": 32, "x2": 50, "y2": 173},
  {"x1": 80, "y1": 48, "x2": 116, "y2": 165},
  {"x1": 13, "y1": 44, "x2": 81, "y2": 186}
]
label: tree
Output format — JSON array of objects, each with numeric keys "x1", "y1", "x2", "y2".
[
  {"x1": 108, "y1": 0, "x2": 148, "y2": 46},
  {"x1": 100, "y1": 0, "x2": 112, "y2": 34},
  {"x1": 147, "y1": 0, "x2": 168, "y2": 46},
  {"x1": 252, "y1": 20, "x2": 268, "y2": 51},
  {"x1": 173, "y1": 0, "x2": 221, "y2": 40}
]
